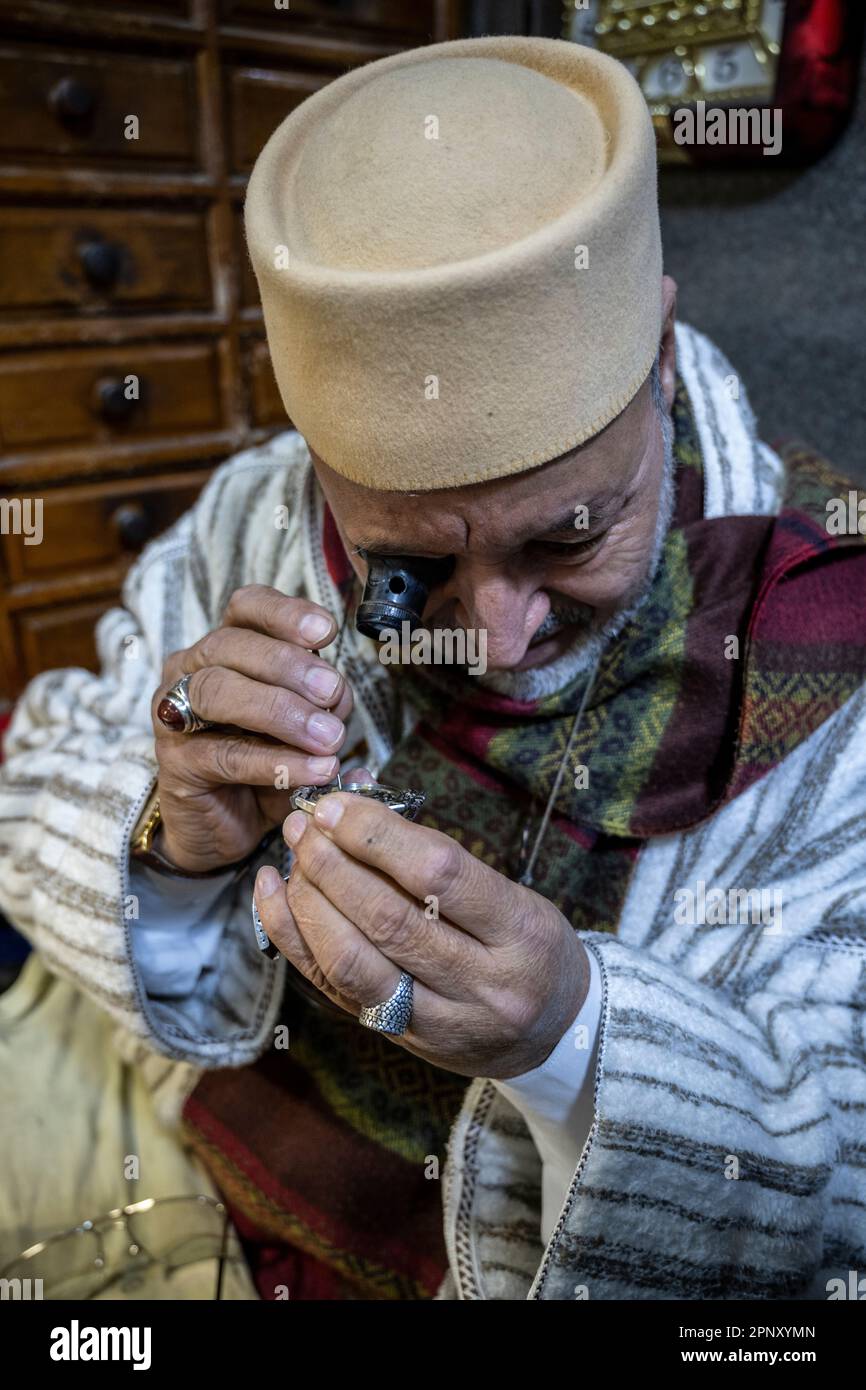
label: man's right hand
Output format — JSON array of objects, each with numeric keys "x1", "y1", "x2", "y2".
[{"x1": 150, "y1": 585, "x2": 353, "y2": 874}]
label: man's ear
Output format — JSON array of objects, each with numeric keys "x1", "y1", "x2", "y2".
[{"x1": 659, "y1": 275, "x2": 678, "y2": 412}]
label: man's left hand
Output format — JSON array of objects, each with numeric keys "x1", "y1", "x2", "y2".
[{"x1": 253, "y1": 791, "x2": 590, "y2": 1079}]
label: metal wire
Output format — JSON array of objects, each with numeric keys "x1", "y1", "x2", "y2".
[{"x1": 515, "y1": 653, "x2": 601, "y2": 889}]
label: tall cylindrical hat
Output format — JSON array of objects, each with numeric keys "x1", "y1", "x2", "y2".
[{"x1": 244, "y1": 36, "x2": 662, "y2": 491}]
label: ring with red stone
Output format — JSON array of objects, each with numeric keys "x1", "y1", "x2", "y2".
[{"x1": 156, "y1": 673, "x2": 214, "y2": 734}]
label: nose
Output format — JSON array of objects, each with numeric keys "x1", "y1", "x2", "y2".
[{"x1": 438, "y1": 564, "x2": 551, "y2": 669}]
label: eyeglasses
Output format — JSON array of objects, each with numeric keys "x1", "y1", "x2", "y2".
[{"x1": 0, "y1": 1194, "x2": 239, "y2": 1300}]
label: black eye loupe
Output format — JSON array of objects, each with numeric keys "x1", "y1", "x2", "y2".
[{"x1": 355, "y1": 553, "x2": 455, "y2": 641}]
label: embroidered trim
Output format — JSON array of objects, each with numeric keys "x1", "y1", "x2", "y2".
[
  {"x1": 451, "y1": 1080, "x2": 498, "y2": 1300},
  {"x1": 529, "y1": 937, "x2": 610, "y2": 1301}
]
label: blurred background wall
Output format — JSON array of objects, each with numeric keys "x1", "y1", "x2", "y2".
[{"x1": 659, "y1": 58, "x2": 866, "y2": 483}]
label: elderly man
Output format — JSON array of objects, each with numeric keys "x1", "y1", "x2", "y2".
[{"x1": 1, "y1": 36, "x2": 865, "y2": 1302}]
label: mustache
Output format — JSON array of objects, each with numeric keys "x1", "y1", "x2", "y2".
[
  {"x1": 425, "y1": 597, "x2": 596, "y2": 645},
  {"x1": 531, "y1": 599, "x2": 595, "y2": 643},
  {"x1": 423, "y1": 597, "x2": 596, "y2": 645}
]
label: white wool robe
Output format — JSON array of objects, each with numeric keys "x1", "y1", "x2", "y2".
[{"x1": 0, "y1": 323, "x2": 864, "y2": 1300}]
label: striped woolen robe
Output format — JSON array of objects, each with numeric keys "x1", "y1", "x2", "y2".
[{"x1": 0, "y1": 322, "x2": 864, "y2": 1299}]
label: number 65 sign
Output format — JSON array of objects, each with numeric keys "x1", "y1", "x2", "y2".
[{"x1": 565, "y1": 0, "x2": 865, "y2": 165}]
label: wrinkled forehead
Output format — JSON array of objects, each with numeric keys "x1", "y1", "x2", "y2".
[{"x1": 308, "y1": 373, "x2": 655, "y2": 554}]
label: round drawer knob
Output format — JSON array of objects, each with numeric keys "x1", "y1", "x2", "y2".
[
  {"x1": 79, "y1": 240, "x2": 122, "y2": 290},
  {"x1": 94, "y1": 376, "x2": 140, "y2": 422},
  {"x1": 110, "y1": 502, "x2": 151, "y2": 551},
  {"x1": 49, "y1": 76, "x2": 96, "y2": 121}
]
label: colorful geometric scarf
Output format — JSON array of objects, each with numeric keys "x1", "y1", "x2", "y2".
[{"x1": 183, "y1": 376, "x2": 866, "y2": 1299}]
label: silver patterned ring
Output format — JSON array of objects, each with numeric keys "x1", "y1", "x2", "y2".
[
  {"x1": 157, "y1": 673, "x2": 214, "y2": 734},
  {"x1": 358, "y1": 972, "x2": 414, "y2": 1035}
]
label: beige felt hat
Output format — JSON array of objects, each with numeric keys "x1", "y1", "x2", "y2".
[{"x1": 244, "y1": 35, "x2": 662, "y2": 492}]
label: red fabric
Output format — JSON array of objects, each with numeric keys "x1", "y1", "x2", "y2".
[
  {"x1": 0, "y1": 710, "x2": 11, "y2": 763},
  {"x1": 775, "y1": 0, "x2": 864, "y2": 156},
  {"x1": 227, "y1": 1206, "x2": 361, "y2": 1300},
  {"x1": 322, "y1": 503, "x2": 353, "y2": 591}
]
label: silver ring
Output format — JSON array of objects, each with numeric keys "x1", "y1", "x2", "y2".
[
  {"x1": 358, "y1": 971, "x2": 414, "y2": 1035},
  {"x1": 157, "y1": 673, "x2": 214, "y2": 734}
]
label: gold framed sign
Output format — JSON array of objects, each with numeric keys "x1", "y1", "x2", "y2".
[{"x1": 564, "y1": 0, "x2": 787, "y2": 158}]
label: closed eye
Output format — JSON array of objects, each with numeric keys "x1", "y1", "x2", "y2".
[{"x1": 532, "y1": 531, "x2": 607, "y2": 559}]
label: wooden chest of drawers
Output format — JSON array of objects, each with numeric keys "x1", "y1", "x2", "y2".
[{"x1": 0, "y1": 0, "x2": 460, "y2": 700}]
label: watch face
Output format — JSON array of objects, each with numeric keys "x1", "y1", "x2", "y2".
[
  {"x1": 255, "y1": 782, "x2": 427, "y2": 955},
  {"x1": 290, "y1": 783, "x2": 426, "y2": 821}
]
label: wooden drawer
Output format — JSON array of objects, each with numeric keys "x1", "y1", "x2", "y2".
[
  {"x1": 1, "y1": 470, "x2": 212, "y2": 584},
  {"x1": 243, "y1": 337, "x2": 285, "y2": 428},
  {"x1": 220, "y1": 0, "x2": 434, "y2": 37},
  {"x1": 0, "y1": 343, "x2": 223, "y2": 452},
  {"x1": 16, "y1": 596, "x2": 119, "y2": 681},
  {"x1": 226, "y1": 65, "x2": 330, "y2": 175},
  {"x1": 68, "y1": 0, "x2": 192, "y2": 11},
  {"x1": 0, "y1": 208, "x2": 213, "y2": 317},
  {"x1": 0, "y1": 44, "x2": 199, "y2": 168},
  {"x1": 8, "y1": 0, "x2": 194, "y2": 14}
]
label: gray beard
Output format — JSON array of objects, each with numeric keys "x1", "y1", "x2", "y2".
[{"x1": 476, "y1": 410, "x2": 677, "y2": 701}]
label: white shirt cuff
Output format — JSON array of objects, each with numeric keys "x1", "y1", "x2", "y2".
[
  {"x1": 129, "y1": 858, "x2": 237, "y2": 998},
  {"x1": 492, "y1": 944, "x2": 602, "y2": 1245}
]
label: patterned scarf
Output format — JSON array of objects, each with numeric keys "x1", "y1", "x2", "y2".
[{"x1": 183, "y1": 377, "x2": 866, "y2": 1300}]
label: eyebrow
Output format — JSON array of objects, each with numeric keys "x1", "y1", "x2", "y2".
[
  {"x1": 538, "y1": 498, "x2": 619, "y2": 537},
  {"x1": 351, "y1": 537, "x2": 415, "y2": 558},
  {"x1": 351, "y1": 493, "x2": 621, "y2": 558}
]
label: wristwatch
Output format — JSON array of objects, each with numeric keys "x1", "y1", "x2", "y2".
[
  {"x1": 131, "y1": 786, "x2": 162, "y2": 856},
  {"x1": 130, "y1": 786, "x2": 271, "y2": 880},
  {"x1": 253, "y1": 779, "x2": 427, "y2": 958}
]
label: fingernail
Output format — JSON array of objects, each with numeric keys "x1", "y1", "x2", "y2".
[
  {"x1": 314, "y1": 795, "x2": 344, "y2": 829},
  {"x1": 299, "y1": 613, "x2": 333, "y2": 643},
  {"x1": 307, "y1": 711, "x2": 343, "y2": 747},
  {"x1": 304, "y1": 665, "x2": 341, "y2": 701},
  {"x1": 306, "y1": 755, "x2": 338, "y2": 779},
  {"x1": 284, "y1": 810, "x2": 308, "y2": 846},
  {"x1": 256, "y1": 866, "x2": 282, "y2": 898}
]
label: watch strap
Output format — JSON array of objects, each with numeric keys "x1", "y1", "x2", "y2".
[
  {"x1": 131, "y1": 786, "x2": 162, "y2": 855},
  {"x1": 130, "y1": 786, "x2": 276, "y2": 880}
]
